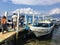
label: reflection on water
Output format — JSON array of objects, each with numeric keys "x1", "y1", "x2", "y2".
[{"x1": 23, "y1": 26, "x2": 60, "y2": 45}]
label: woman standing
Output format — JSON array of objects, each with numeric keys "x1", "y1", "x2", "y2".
[
  {"x1": 1, "y1": 16, "x2": 8, "y2": 34},
  {"x1": 0, "y1": 18, "x2": 1, "y2": 32}
]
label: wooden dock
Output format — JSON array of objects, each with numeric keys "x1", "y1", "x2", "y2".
[
  {"x1": 0, "y1": 26, "x2": 25, "y2": 45},
  {"x1": 0, "y1": 31, "x2": 16, "y2": 43}
]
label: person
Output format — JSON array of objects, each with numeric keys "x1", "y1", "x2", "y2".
[
  {"x1": 1, "y1": 16, "x2": 8, "y2": 34},
  {"x1": 0, "y1": 18, "x2": 1, "y2": 24},
  {"x1": 0, "y1": 18, "x2": 2, "y2": 32},
  {"x1": 12, "y1": 15, "x2": 17, "y2": 30},
  {"x1": 21, "y1": 17, "x2": 24, "y2": 26}
]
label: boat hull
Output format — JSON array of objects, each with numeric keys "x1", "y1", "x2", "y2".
[
  {"x1": 32, "y1": 29, "x2": 52, "y2": 37},
  {"x1": 29, "y1": 25, "x2": 54, "y2": 37}
]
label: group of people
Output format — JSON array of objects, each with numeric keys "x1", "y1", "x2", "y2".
[
  {"x1": 0, "y1": 15, "x2": 25, "y2": 34},
  {"x1": 0, "y1": 15, "x2": 17, "y2": 34}
]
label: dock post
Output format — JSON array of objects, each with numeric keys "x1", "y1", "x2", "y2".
[
  {"x1": 16, "y1": 9, "x2": 19, "y2": 39},
  {"x1": 4, "y1": 11, "x2": 8, "y2": 22}
]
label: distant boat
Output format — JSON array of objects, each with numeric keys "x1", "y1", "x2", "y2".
[{"x1": 50, "y1": 18, "x2": 60, "y2": 26}]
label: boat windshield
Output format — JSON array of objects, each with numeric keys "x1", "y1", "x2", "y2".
[{"x1": 33, "y1": 23, "x2": 53, "y2": 27}]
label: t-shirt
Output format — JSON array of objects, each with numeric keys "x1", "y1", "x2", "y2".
[
  {"x1": 13, "y1": 18, "x2": 17, "y2": 22},
  {"x1": 12, "y1": 15, "x2": 17, "y2": 22}
]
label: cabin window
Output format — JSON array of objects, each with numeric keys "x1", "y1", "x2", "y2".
[{"x1": 33, "y1": 23, "x2": 53, "y2": 27}]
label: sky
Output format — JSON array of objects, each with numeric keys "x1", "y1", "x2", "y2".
[{"x1": 0, "y1": 0, "x2": 60, "y2": 16}]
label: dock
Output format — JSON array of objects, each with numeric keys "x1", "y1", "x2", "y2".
[
  {"x1": 0, "y1": 31, "x2": 16, "y2": 45},
  {"x1": 0, "y1": 31, "x2": 16, "y2": 42},
  {"x1": 0, "y1": 26, "x2": 25, "y2": 45}
]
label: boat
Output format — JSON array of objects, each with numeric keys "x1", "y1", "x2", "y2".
[
  {"x1": 28, "y1": 20, "x2": 54, "y2": 37},
  {"x1": 50, "y1": 18, "x2": 60, "y2": 26},
  {"x1": 26, "y1": 15, "x2": 54, "y2": 37},
  {"x1": 56, "y1": 19, "x2": 60, "y2": 25}
]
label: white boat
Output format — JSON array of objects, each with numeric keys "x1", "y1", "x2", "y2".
[
  {"x1": 50, "y1": 18, "x2": 60, "y2": 26},
  {"x1": 28, "y1": 20, "x2": 54, "y2": 37},
  {"x1": 56, "y1": 19, "x2": 60, "y2": 25}
]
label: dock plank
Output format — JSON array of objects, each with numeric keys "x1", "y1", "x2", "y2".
[{"x1": 0, "y1": 31, "x2": 16, "y2": 43}]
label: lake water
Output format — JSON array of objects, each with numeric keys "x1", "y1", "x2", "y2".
[{"x1": 17, "y1": 25, "x2": 60, "y2": 45}]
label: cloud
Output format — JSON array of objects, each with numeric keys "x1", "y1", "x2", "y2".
[
  {"x1": 12, "y1": 8, "x2": 41, "y2": 15},
  {"x1": 2, "y1": 0, "x2": 8, "y2": 2},
  {"x1": 49, "y1": 8, "x2": 60, "y2": 15},
  {"x1": 10, "y1": 0, "x2": 60, "y2": 5}
]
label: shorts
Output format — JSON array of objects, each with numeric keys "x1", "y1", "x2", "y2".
[{"x1": 13, "y1": 22, "x2": 17, "y2": 26}]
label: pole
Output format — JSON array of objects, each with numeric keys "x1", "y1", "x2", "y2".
[
  {"x1": 16, "y1": 10, "x2": 19, "y2": 39},
  {"x1": 25, "y1": 14, "x2": 27, "y2": 24},
  {"x1": 43, "y1": 15, "x2": 44, "y2": 21},
  {"x1": 32, "y1": 13, "x2": 34, "y2": 25},
  {"x1": 38, "y1": 16, "x2": 39, "y2": 23},
  {"x1": 4, "y1": 11, "x2": 8, "y2": 22}
]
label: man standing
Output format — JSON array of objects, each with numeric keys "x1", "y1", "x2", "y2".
[{"x1": 12, "y1": 15, "x2": 17, "y2": 31}]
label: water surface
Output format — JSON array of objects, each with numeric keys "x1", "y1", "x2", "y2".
[{"x1": 24, "y1": 25, "x2": 60, "y2": 45}]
